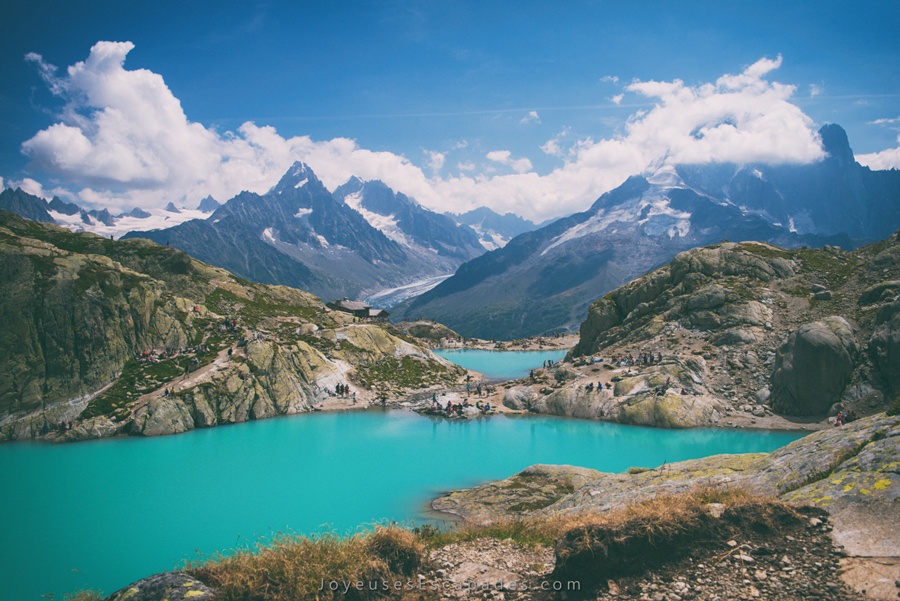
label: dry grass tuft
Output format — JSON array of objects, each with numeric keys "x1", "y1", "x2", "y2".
[
  {"x1": 365, "y1": 526, "x2": 424, "y2": 576},
  {"x1": 187, "y1": 527, "x2": 422, "y2": 601},
  {"x1": 550, "y1": 486, "x2": 804, "y2": 591}
]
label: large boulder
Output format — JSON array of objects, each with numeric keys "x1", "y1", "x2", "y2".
[
  {"x1": 869, "y1": 300, "x2": 900, "y2": 396},
  {"x1": 502, "y1": 386, "x2": 540, "y2": 411},
  {"x1": 769, "y1": 317, "x2": 860, "y2": 416}
]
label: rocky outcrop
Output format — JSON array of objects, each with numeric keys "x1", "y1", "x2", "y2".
[
  {"x1": 769, "y1": 317, "x2": 861, "y2": 416},
  {"x1": 502, "y1": 360, "x2": 726, "y2": 428},
  {"x1": 573, "y1": 243, "x2": 793, "y2": 357},
  {"x1": 0, "y1": 211, "x2": 463, "y2": 441},
  {"x1": 870, "y1": 300, "x2": 900, "y2": 397},
  {"x1": 432, "y1": 413, "x2": 899, "y2": 534},
  {"x1": 432, "y1": 412, "x2": 900, "y2": 590},
  {"x1": 546, "y1": 232, "x2": 900, "y2": 428},
  {"x1": 105, "y1": 572, "x2": 214, "y2": 601}
]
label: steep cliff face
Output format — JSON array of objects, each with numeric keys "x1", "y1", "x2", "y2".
[{"x1": 0, "y1": 211, "x2": 463, "y2": 441}]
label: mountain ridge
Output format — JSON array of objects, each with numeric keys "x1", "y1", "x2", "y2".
[{"x1": 395, "y1": 125, "x2": 899, "y2": 339}]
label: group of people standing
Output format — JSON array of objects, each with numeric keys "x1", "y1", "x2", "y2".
[{"x1": 40, "y1": 420, "x2": 72, "y2": 436}]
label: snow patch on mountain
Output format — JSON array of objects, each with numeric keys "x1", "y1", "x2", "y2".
[
  {"x1": 295, "y1": 208, "x2": 312, "y2": 219},
  {"x1": 342, "y1": 191, "x2": 412, "y2": 246},
  {"x1": 262, "y1": 227, "x2": 276, "y2": 243},
  {"x1": 644, "y1": 164, "x2": 685, "y2": 188},
  {"x1": 542, "y1": 179, "x2": 692, "y2": 255},
  {"x1": 48, "y1": 206, "x2": 210, "y2": 239}
]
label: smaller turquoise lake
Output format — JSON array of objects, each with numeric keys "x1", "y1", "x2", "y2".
[{"x1": 433, "y1": 348, "x2": 567, "y2": 380}]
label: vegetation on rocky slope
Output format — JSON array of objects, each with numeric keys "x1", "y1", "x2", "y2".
[
  {"x1": 0, "y1": 210, "x2": 464, "y2": 441},
  {"x1": 493, "y1": 232, "x2": 900, "y2": 427}
]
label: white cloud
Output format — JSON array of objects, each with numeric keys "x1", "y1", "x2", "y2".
[
  {"x1": 600, "y1": 75, "x2": 619, "y2": 84},
  {"x1": 425, "y1": 150, "x2": 445, "y2": 172},
  {"x1": 20, "y1": 44, "x2": 835, "y2": 222},
  {"x1": 486, "y1": 150, "x2": 533, "y2": 174},
  {"x1": 857, "y1": 116, "x2": 900, "y2": 170},
  {"x1": 619, "y1": 55, "x2": 824, "y2": 165},
  {"x1": 10, "y1": 178, "x2": 49, "y2": 199},
  {"x1": 858, "y1": 146, "x2": 900, "y2": 170},
  {"x1": 541, "y1": 139, "x2": 562, "y2": 157},
  {"x1": 809, "y1": 84, "x2": 824, "y2": 97},
  {"x1": 520, "y1": 110, "x2": 540, "y2": 124},
  {"x1": 0, "y1": 176, "x2": 4, "y2": 190},
  {"x1": 611, "y1": 94, "x2": 624, "y2": 105}
]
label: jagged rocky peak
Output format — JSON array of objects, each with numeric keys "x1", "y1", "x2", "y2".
[
  {"x1": 196, "y1": 195, "x2": 221, "y2": 212},
  {"x1": 88, "y1": 208, "x2": 116, "y2": 226},
  {"x1": 126, "y1": 207, "x2": 152, "y2": 219},
  {"x1": 336, "y1": 175, "x2": 365, "y2": 195},
  {"x1": 48, "y1": 196, "x2": 81, "y2": 216},
  {"x1": 164, "y1": 202, "x2": 181, "y2": 213},
  {"x1": 818, "y1": 123, "x2": 854, "y2": 165},
  {"x1": 270, "y1": 161, "x2": 323, "y2": 194}
]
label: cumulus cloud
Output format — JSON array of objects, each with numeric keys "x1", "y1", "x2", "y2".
[
  {"x1": 20, "y1": 44, "x2": 837, "y2": 221},
  {"x1": 618, "y1": 55, "x2": 824, "y2": 165},
  {"x1": 857, "y1": 147, "x2": 900, "y2": 170},
  {"x1": 600, "y1": 75, "x2": 619, "y2": 84},
  {"x1": 425, "y1": 150, "x2": 445, "y2": 173},
  {"x1": 610, "y1": 94, "x2": 624, "y2": 105},
  {"x1": 857, "y1": 116, "x2": 900, "y2": 170},
  {"x1": 9, "y1": 177, "x2": 50, "y2": 198},
  {"x1": 486, "y1": 150, "x2": 533, "y2": 173},
  {"x1": 809, "y1": 84, "x2": 824, "y2": 97}
]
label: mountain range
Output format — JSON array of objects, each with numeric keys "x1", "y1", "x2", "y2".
[
  {"x1": 0, "y1": 165, "x2": 539, "y2": 307},
  {"x1": 395, "y1": 124, "x2": 900, "y2": 339},
  {"x1": 3, "y1": 124, "x2": 898, "y2": 340}
]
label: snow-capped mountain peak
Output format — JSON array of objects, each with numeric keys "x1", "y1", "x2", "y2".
[{"x1": 270, "y1": 161, "x2": 322, "y2": 195}]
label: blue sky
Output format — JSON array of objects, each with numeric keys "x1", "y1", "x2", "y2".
[{"x1": 1, "y1": 0, "x2": 899, "y2": 220}]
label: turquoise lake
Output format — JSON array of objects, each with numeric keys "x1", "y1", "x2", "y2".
[
  {"x1": 0, "y1": 410, "x2": 805, "y2": 600},
  {"x1": 433, "y1": 348, "x2": 568, "y2": 380}
]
